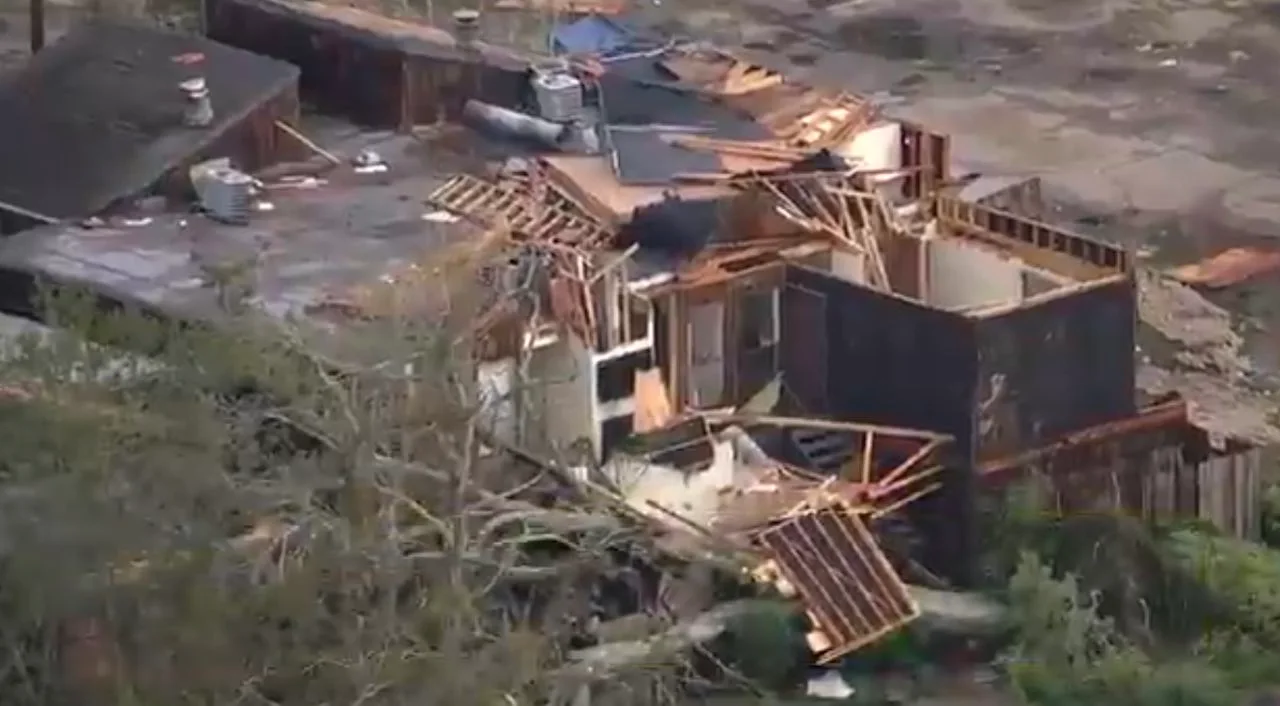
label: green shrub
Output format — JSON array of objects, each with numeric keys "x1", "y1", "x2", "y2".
[{"x1": 720, "y1": 600, "x2": 807, "y2": 692}]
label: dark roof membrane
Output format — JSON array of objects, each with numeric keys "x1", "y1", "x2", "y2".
[{"x1": 0, "y1": 21, "x2": 298, "y2": 220}]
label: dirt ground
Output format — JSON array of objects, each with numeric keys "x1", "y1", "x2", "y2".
[{"x1": 658, "y1": 0, "x2": 1280, "y2": 346}]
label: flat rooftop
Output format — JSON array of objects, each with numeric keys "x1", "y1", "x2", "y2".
[{"x1": 0, "y1": 120, "x2": 497, "y2": 362}]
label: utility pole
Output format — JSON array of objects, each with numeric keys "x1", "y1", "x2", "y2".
[{"x1": 29, "y1": 0, "x2": 45, "y2": 53}]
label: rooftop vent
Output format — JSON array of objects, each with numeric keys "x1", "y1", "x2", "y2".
[
  {"x1": 453, "y1": 9, "x2": 480, "y2": 47},
  {"x1": 180, "y1": 77, "x2": 213, "y2": 128},
  {"x1": 530, "y1": 59, "x2": 583, "y2": 123}
]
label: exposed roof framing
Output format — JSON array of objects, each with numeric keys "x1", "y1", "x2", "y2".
[
  {"x1": 428, "y1": 173, "x2": 614, "y2": 247},
  {"x1": 752, "y1": 504, "x2": 920, "y2": 663},
  {"x1": 702, "y1": 412, "x2": 950, "y2": 520},
  {"x1": 741, "y1": 171, "x2": 897, "y2": 289}
]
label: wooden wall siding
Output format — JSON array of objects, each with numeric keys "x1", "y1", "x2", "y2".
[
  {"x1": 206, "y1": 0, "x2": 409, "y2": 127},
  {"x1": 781, "y1": 282, "x2": 828, "y2": 414},
  {"x1": 667, "y1": 265, "x2": 785, "y2": 411},
  {"x1": 971, "y1": 275, "x2": 1137, "y2": 463},
  {"x1": 154, "y1": 86, "x2": 303, "y2": 201},
  {"x1": 202, "y1": 87, "x2": 304, "y2": 172},
  {"x1": 899, "y1": 122, "x2": 950, "y2": 201},
  {"x1": 1197, "y1": 447, "x2": 1261, "y2": 539},
  {"x1": 881, "y1": 233, "x2": 924, "y2": 300},
  {"x1": 937, "y1": 196, "x2": 1130, "y2": 275},
  {"x1": 403, "y1": 56, "x2": 526, "y2": 128},
  {"x1": 996, "y1": 432, "x2": 1259, "y2": 542},
  {"x1": 783, "y1": 264, "x2": 979, "y2": 586}
]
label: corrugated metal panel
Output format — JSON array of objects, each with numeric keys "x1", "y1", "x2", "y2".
[{"x1": 756, "y1": 505, "x2": 920, "y2": 664}]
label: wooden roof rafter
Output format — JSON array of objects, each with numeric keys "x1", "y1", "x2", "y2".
[
  {"x1": 428, "y1": 173, "x2": 615, "y2": 249},
  {"x1": 700, "y1": 411, "x2": 950, "y2": 520}
]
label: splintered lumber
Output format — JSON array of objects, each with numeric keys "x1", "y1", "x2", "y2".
[
  {"x1": 719, "y1": 62, "x2": 784, "y2": 96},
  {"x1": 666, "y1": 134, "x2": 808, "y2": 161},
  {"x1": 274, "y1": 120, "x2": 341, "y2": 165}
]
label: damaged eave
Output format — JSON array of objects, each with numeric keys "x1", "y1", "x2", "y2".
[
  {"x1": 977, "y1": 396, "x2": 1189, "y2": 480},
  {"x1": 698, "y1": 410, "x2": 951, "y2": 443}
]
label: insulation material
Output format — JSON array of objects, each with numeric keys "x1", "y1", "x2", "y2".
[
  {"x1": 477, "y1": 357, "x2": 518, "y2": 444},
  {"x1": 1022, "y1": 269, "x2": 1063, "y2": 297},
  {"x1": 529, "y1": 335, "x2": 594, "y2": 454},
  {"x1": 830, "y1": 248, "x2": 866, "y2": 285},
  {"x1": 835, "y1": 122, "x2": 901, "y2": 176},
  {"x1": 926, "y1": 238, "x2": 1022, "y2": 312},
  {"x1": 604, "y1": 439, "x2": 735, "y2": 524}
]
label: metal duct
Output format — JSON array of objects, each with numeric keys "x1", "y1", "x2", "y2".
[{"x1": 462, "y1": 100, "x2": 569, "y2": 149}]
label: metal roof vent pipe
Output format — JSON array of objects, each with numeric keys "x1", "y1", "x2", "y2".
[
  {"x1": 180, "y1": 77, "x2": 214, "y2": 128},
  {"x1": 453, "y1": 9, "x2": 480, "y2": 48}
]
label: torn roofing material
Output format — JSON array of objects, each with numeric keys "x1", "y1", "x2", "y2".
[
  {"x1": 0, "y1": 21, "x2": 299, "y2": 221},
  {"x1": 605, "y1": 126, "x2": 721, "y2": 185},
  {"x1": 595, "y1": 67, "x2": 771, "y2": 140},
  {"x1": 755, "y1": 504, "x2": 920, "y2": 664}
]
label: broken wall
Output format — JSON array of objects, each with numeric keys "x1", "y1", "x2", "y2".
[
  {"x1": 527, "y1": 335, "x2": 594, "y2": 456},
  {"x1": 206, "y1": 0, "x2": 408, "y2": 127},
  {"x1": 972, "y1": 275, "x2": 1137, "y2": 464},
  {"x1": 783, "y1": 264, "x2": 979, "y2": 584},
  {"x1": 784, "y1": 265, "x2": 977, "y2": 443},
  {"x1": 836, "y1": 122, "x2": 901, "y2": 176}
]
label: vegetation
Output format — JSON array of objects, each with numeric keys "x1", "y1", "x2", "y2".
[{"x1": 0, "y1": 279, "x2": 685, "y2": 706}]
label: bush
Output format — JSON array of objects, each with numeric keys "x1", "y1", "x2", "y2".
[
  {"x1": 1003, "y1": 552, "x2": 1242, "y2": 706},
  {"x1": 719, "y1": 600, "x2": 807, "y2": 692}
]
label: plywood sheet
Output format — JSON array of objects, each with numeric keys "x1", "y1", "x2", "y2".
[{"x1": 541, "y1": 155, "x2": 731, "y2": 223}]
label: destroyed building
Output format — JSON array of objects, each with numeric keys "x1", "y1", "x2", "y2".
[{"x1": 0, "y1": 1, "x2": 1262, "y2": 667}]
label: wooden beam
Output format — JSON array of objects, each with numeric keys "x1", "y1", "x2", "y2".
[
  {"x1": 874, "y1": 439, "x2": 945, "y2": 492},
  {"x1": 859, "y1": 431, "x2": 874, "y2": 486},
  {"x1": 699, "y1": 411, "x2": 950, "y2": 441}
]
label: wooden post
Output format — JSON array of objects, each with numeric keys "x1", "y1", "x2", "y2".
[{"x1": 29, "y1": 0, "x2": 45, "y2": 53}]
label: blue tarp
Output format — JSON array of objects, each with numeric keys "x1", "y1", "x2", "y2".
[{"x1": 551, "y1": 16, "x2": 637, "y2": 56}]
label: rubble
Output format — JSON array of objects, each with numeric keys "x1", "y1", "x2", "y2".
[
  {"x1": 0, "y1": 0, "x2": 1266, "y2": 677},
  {"x1": 1167, "y1": 246, "x2": 1280, "y2": 289}
]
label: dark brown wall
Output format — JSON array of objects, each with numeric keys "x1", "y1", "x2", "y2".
[
  {"x1": 784, "y1": 265, "x2": 977, "y2": 447},
  {"x1": 206, "y1": 0, "x2": 407, "y2": 127},
  {"x1": 972, "y1": 275, "x2": 1137, "y2": 465},
  {"x1": 206, "y1": 0, "x2": 527, "y2": 130},
  {"x1": 195, "y1": 87, "x2": 303, "y2": 173},
  {"x1": 403, "y1": 55, "x2": 526, "y2": 127},
  {"x1": 783, "y1": 264, "x2": 979, "y2": 584}
]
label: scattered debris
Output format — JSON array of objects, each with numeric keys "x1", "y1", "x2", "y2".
[
  {"x1": 422, "y1": 210, "x2": 461, "y2": 223},
  {"x1": 754, "y1": 505, "x2": 921, "y2": 664},
  {"x1": 1167, "y1": 246, "x2": 1280, "y2": 289},
  {"x1": 190, "y1": 158, "x2": 255, "y2": 225},
  {"x1": 275, "y1": 120, "x2": 342, "y2": 165},
  {"x1": 808, "y1": 670, "x2": 856, "y2": 699},
  {"x1": 352, "y1": 149, "x2": 388, "y2": 174}
]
